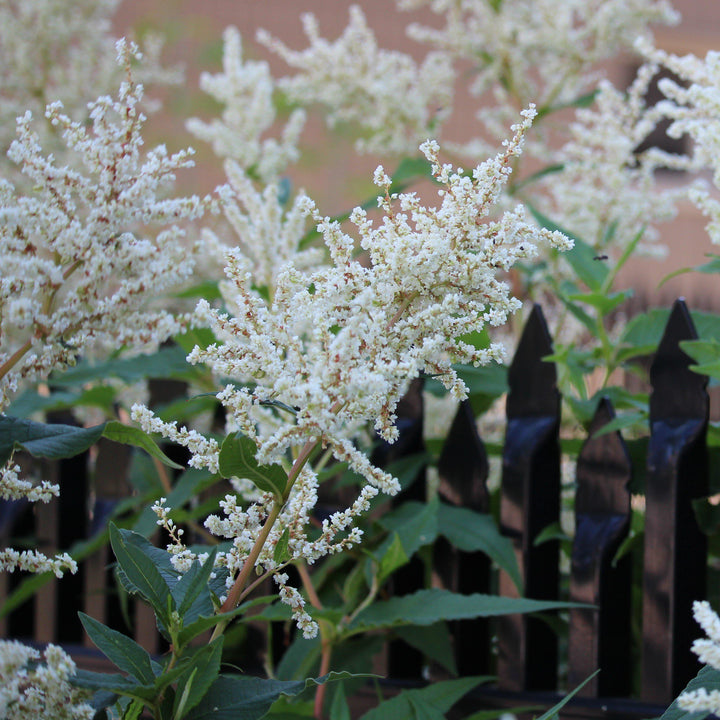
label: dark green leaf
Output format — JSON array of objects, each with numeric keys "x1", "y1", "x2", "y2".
[
  {"x1": 173, "y1": 639, "x2": 224, "y2": 719},
  {"x1": 185, "y1": 672, "x2": 360, "y2": 720},
  {"x1": 79, "y1": 613, "x2": 156, "y2": 684},
  {"x1": 329, "y1": 682, "x2": 351, "y2": 720},
  {"x1": 218, "y1": 433, "x2": 287, "y2": 497},
  {"x1": 526, "y1": 204, "x2": 607, "y2": 291},
  {"x1": 109, "y1": 524, "x2": 173, "y2": 625},
  {"x1": 274, "y1": 528, "x2": 291, "y2": 565},
  {"x1": 359, "y1": 676, "x2": 487, "y2": 720},
  {"x1": 534, "y1": 671, "x2": 600, "y2": 720},
  {"x1": 49, "y1": 345, "x2": 198, "y2": 387},
  {"x1": 103, "y1": 421, "x2": 184, "y2": 470},
  {"x1": 438, "y1": 504, "x2": 522, "y2": 593},
  {"x1": 658, "y1": 665, "x2": 720, "y2": 720},
  {"x1": 350, "y1": 589, "x2": 587, "y2": 632},
  {"x1": 0, "y1": 416, "x2": 105, "y2": 466},
  {"x1": 177, "y1": 597, "x2": 275, "y2": 648},
  {"x1": 378, "y1": 499, "x2": 439, "y2": 563},
  {"x1": 174, "y1": 548, "x2": 218, "y2": 622},
  {"x1": 72, "y1": 669, "x2": 157, "y2": 702},
  {"x1": 394, "y1": 622, "x2": 457, "y2": 675},
  {"x1": 376, "y1": 533, "x2": 409, "y2": 585}
]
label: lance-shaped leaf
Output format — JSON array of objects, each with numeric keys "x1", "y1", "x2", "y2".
[
  {"x1": 79, "y1": 612, "x2": 158, "y2": 684},
  {"x1": 359, "y1": 676, "x2": 487, "y2": 720},
  {"x1": 658, "y1": 665, "x2": 720, "y2": 720},
  {"x1": 0, "y1": 415, "x2": 105, "y2": 466},
  {"x1": 349, "y1": 589, "x2": 587, "y2": 632},
  {"x1": 185, "y1": 672, "x2": 362, "y2": 720},
  {"x1": 103, "y1": 421, "x2": 184, "y2": 470},
  {"x1": 173, "y1": 639, "x2": 224, "y2": 719},
  {"x1": 218, "y1": 433, "x2": 287, "y2": 497},
  {"x1": 72, "y1": 670, "x2": 158, "y2": 703},
  {"x1": 438, "y1": 503, "x2": 522, "y2": 592},
  {"x1": 109, "y1": 524, "x2": 174, "y2": 626},
  {"x1": 173, "y1": 548, "x2": 218, "y2": 623}
]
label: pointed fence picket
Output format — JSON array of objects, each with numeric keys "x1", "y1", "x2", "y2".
[{"x1": 0, "y1": 298, "x2": 714, "y2": 719}]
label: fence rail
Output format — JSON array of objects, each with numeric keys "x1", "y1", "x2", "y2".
[{"x1": 0, "y1": 298, "x2": 713, "y2": 719}]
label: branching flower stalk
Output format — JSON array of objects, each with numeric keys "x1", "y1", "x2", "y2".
[
  {"x1": 0, "y1": 39, "x2": 209, "y2": 576},
  {"x1": 136, "y1": 104, "x2": 572, "y2": 642}
]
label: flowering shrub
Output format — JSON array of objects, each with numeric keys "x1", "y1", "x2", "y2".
[{"x1": 2, "y1": 1, "x2": 720, "y2": 719}]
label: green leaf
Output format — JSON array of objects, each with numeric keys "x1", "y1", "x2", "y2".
[
  {"x1": 78, "y1": 613, "x2": 156, "y2": 684},
  {"x1": 359, "y1": 677, "x2": 487, "y2": 720},
  {"x1": 565, "y1": 289, "x2": 633, "y2": 316},
  {"x1": 131, "y1": 468, "x2": 218, "y2": 537},
  {"x1": 185, "y1": 672, "x2": 360, "y2": 720},
  {"x1": 103, "y1": 421, "x2": 184, "y2": 470},
  {"x1": 177, "y1": 597, "x2": 275, "y2": 648},
  {"x1": 620, "y1": 308, "x2": 670, "y2": 349},
  {"x1": 173, "y1": 548, "x2": 218, "y2": 622},
  {"x1": 173, "y1": 640, "x2": 224, "y2": 719},
  {"x1": 378, "y1": 499, "x2": 439, "y2": 562},
  {"x1": 376, "y1": 533, "x2": 409, "y2": 586},
  {"x1": 389, "y1": 155, "x2": 434, "y2": 187},
  {"x1": 526, "y1": 204, "x2": 607, "y2": 291},
  {"x1": 49, "y1": 345, "x2": 198, "y2": 387},
  {"x1": 218, "y1": 433, "x2": 287, "y2": 497},
  {"x1": 438, "y1": 503, "x2": 522, "y2": 593},
  {"x1": 534, "y1": 670, "x2": 600, "y2": 720},
  {"x1": 533, "y1": 522, "x2": 570, "y2": 547},
  {"x1": 173, "y1": 280, "x2": 222, "y2": 302},
  {"x1": 72, "y1": 669, "x2": 157, "y2": 703},
  {"x1": 329, "y1": 682, "x2": 351, "y2": 720},
  {"x1": 0, "y1": 415, "x2": 105, "y2": 466},
  {"x1": 109, "y1": 524, "x2": 174, "y2": 626},
  {"x1": 394, "y1": 622, "x2": 457, "y2": 675},
  {"x1": 274, "y1": 528, "x2": 291, "y2": 565},
  {"x1": 350, "y1": 589, "x2": 586, "y2": 632},
  {"x1": 510, "y1": 163, "x2": 564, "y2": 194},
  {"x1": 657, "y1": 662, "x2": 720, "y2": 720}
]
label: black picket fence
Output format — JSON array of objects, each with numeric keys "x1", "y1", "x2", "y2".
[{"x1": 0, "y1": 298, "x2": 713, "y2": 719}]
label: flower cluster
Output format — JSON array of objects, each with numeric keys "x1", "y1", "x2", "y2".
[
  {"x1": 0, "y1": 640, "x2": 94, "y2": 719},
  {"x1": 0, "y1": 41, "x2": 209, "y2": 578},
  {"x1": 0, "y1": 0, "x2": 180, "y2": 164},
  {"x1": 0, "y1": 40, "x2": 207, "y2": 413},
  {"x1": 134, "y1": 107, "x2": 571, "y2": 633},
  {"x1": 540, "y1": 67, "x2": 689, "y2": 258},
  {"x1": 206, "y1": 161, "x2": 325, "y2": 290},
  {"x1": 257, "y1": 5, "x2": 454, "y2": 155},
  {"x1": 187, "y1": 26, "x2": 306, "y2": 183},
  {"x1": 677, "y1": 601, "x2": 720, "y2": 714},
  {"x1": 638, "y1": 40, "x2": 720, "y2": 242}
]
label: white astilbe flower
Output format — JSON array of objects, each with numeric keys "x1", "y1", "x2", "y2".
[
  {"x1": 397, "y1": 0, "x2": 678, "y2": 107},
  {"x1": 0, "y1": 549, "x2": 77, "y2": 578},
  {"x1": 180, "y1": 107, "x2": 570, "y2": 483},
  {"x1": 133, "y1": 108, "x2": 570, "y2": 637},
  {"x1": 207, "y1": 160, "x2": 325, "y2": 290},
  {"x1": 0, "y1": 461, "x2": 58, "y2": 503},
  {"x1": 638, "y1": 41, "x2": 720, "y2": 243},
  {"x1": 541, "y1": 68, "x2": 689, "y2": 258},
  {"x1": 274, "y1": 572, "x2": 318, "y2": 639},
  {"x1": 0, "y1": 0, "x2": 181, "y2": 162},
  {"x1": 187, "y1": 26, "x2": 306, "y2": 182},
  {"x1": 0, "y1": 40, "x2": 208, "y2": 412},
  {"x1": 0, "y1": 640, "x2": 94, "y2": 720},
  {"x1": 257, "y1": 5, "x2": 455, "y2": 155},
  {"x1": 678, "y1": 601, "x2": 720, "y2": 714}
]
